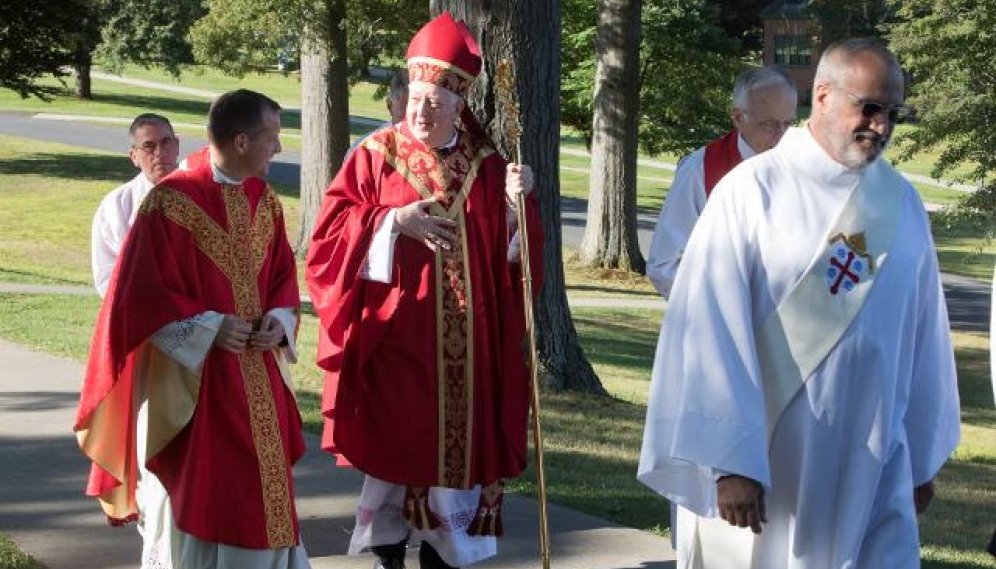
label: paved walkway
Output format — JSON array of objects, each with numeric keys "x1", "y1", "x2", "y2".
[{"x1": 0, "y1": 338, "x2": 675, "y2": 569}]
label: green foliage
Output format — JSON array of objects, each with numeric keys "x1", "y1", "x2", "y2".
[
  {"x1": 706, "y1": 0, "x2": 768, "y2": 55},
  {"x1": 95, "y1": 0, "x2": 206, "y2": 77},
  {"x1": 808, "y1": 0, "x2": 894, "y2": 44},
  {"x1": 889, "y1": 0, "x2": 996, "y2": 216},
  {"x1": 0, "y1": 0, "x2": 93, "y2": 99},
  {"x1": 189, "y1": 0, "x2": 297, "y2": 77},
  {"x1": 346, "y1": 0, "x2": 428, "y2": 75},
  {"x1": 561, "y1": 0, "x2": 742, "y2": 156},
  {"x1": 188, "y1": 0, "x2": 426, "y2": 80}
]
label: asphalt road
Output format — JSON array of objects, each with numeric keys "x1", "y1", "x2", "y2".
[{"x1": 0, "y1": 110, "x2": 990, "y2": 332}]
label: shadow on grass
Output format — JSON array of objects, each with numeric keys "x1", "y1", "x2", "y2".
[
  {"x1": 0, "y1": 152, "x2": 133, "y2": 183},
  {"x1": 509, "y1": 390, "x2": 670, "y2": 533},
  {"x1": 957, "y1": 344, "x2": 996, "y2": 413},
  {"x1": 0, "y1": 269, "x2": 89, "y2": 286},
  {"x1": 573, "y1": 311, "x2": 659, "y2": 373},
  {"x1": 567, "y1": 283, "x2": 659, "y2": 298},
  {"x1": 87, "y1": 91, "x2": 211, "y2": 118}
]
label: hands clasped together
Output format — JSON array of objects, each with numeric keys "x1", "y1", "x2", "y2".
[
  {"x1": 213, "y1": 313, "x2": 285, "y2": 354},
  {"x1": 395, "y1": 163, "x2": 534, "y2": 252}
]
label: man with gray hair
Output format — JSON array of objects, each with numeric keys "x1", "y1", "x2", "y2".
[
  {"x1": 91, "y1": 113, "x2": 179, "y2": 296},
  {"x1": 646, "y1": 66, "x2": 797, "y2": 298},
  {"x1": 638, "y1": 38, "x2": 959, "y2": 568}
]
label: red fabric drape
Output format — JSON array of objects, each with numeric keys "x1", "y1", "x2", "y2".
[{"x1": 703, "y1": 130, "x2": 743, "y2": 198}]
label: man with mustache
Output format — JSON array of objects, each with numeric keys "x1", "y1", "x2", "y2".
[{"x1": 638, "y1": 38, "x2": 960, "y2": 568}]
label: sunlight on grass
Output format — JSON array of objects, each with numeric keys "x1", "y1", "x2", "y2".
[{"x1": 0, "y1": 533, "x2": 45, "y2": 569}]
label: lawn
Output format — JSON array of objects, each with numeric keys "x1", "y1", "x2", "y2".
[{"x1": 1, "y1": 133, "x2": 990, "y2": 285}]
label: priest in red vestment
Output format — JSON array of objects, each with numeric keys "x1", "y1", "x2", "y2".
[
  {"x1": 646, "y1": 66, "x2": 798, "y2": 299},
  {"x1": 306, "y1": 12, "x2": 543, "y2": 569},
  {"x1": 75, "y1": 89, "x2": 311, "y2": 569}
]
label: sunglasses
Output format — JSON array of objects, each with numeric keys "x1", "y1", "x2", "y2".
[{"x1": 833, "y1": 86, "x2": 912, "y2": 124}]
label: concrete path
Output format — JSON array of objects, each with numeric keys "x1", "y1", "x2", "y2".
[{"x1": 0, "y1": 338, "x2": 675, "y2": 569}]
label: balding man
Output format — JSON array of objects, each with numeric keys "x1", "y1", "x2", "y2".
[
  {"x1": 638, "y1": 38, "x2": 960, "y2": 568},
  {"x1": 646, "y1": 66, "x2": 797, "y2": 299}
]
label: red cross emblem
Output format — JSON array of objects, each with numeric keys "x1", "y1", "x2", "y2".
[{"x1": 825, "y1": 233, "x2": 873, "y2": 296}]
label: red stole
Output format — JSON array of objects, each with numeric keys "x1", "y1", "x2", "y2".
[
  {"x1": 306, "y1": 123, "x2": 543, "y2": 495},
  {"x1": 74, "y1": 156, "x2": 303, "y2": 549},
  {"x1": 703, "y1": 130, "x2": 743, "y2": 198}
]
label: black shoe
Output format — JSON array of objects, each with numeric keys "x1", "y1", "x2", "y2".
[
  {"x1": 418, "y1": 542, "x2": 459, "y2": 569},
  {"x1": 372, "y1": 538, "x2": 408, "y2": 569}
]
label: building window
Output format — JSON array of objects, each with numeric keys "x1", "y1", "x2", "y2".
[{"x1": 773, "y1": 35, "x2": 812, "y2": 67}]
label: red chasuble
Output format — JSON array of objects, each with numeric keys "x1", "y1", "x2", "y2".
[
  {"x1": 702, "y1": 130, "x2": 743, "y2": 198},
  {"x1": 75, "y1": 148, "x2": 304, "y2": 549},
  {"x1": 306, "y1": 123, "x2": 543, "y2": 493}
]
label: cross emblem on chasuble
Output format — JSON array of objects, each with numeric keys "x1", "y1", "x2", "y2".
[{"x1": 825, "y1": 232, "x2": 874, "y2": 296}]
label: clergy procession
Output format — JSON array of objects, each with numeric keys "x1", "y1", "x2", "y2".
[{"x1": 62, "y1": 8, "x2": 975, "y2": 569}]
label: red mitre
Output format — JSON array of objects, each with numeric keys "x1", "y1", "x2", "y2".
[{"x1": 406, "y1": 11, "x2": 481, "y2": 98}]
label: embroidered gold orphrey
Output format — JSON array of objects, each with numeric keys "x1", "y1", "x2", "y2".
[
  {"x1": 140, "y1": 185, "x2": 294, "y2": 548},
  {"x1": 369, "y1": 128, "x2": 494, "y2": 488}
]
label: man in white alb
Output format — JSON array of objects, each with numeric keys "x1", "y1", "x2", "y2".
[
  {"x1": 91, "y1": 113, "x2": 179, "y2": 296},
  {"x1": 646, "y1": 66, "x2": 797, "y2": 299},
  {"x1": 638, "y1": 38, "x2": 961, "y2": 568}
]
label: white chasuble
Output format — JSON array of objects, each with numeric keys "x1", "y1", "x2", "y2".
[{"x1": 638, "y1": 127, "x2": 960, "y2": 569}]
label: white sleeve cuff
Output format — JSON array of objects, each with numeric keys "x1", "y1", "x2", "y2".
[
  {"x1": 149, "y1": 311, "x2": 224, "y2": 373},
  {"x1": 267, "y1": 307, "x2": 298, "y2": 364},
  {"x1": 360, "y1": 209, "x2": 399, "y2": 283}
]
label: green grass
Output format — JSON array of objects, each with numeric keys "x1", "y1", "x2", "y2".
[{"x1": 0, "y1": 533, "x2": 46, "y2": 569}]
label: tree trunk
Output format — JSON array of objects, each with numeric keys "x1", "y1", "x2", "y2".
[
  {"x1": 579, "y1": 0, "x2": 645, "y2": 273},
  {"x1": 73, "y1": 45, "x2": 92, "y2": 100},
  {"x1": 294, "y1": 0, "x2": 351, "y2": 257},
  {"x1": 430, "y1": 0, "x2": 605, "y2": 394}
]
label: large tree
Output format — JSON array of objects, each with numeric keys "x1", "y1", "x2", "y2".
[
  {"x1": 0, "y1": 0, "x2": 91, "y2": 99},
  {"x1": 95, "y1": 0, "x2": 206, "y2": 78},
  {"x1": 889, "y1": 0, "x2": 996, "y2": 217},
  {"x1": 296, "y1": 0, "x2": 351, "y2": 254},
  {"x1": 563, "y1": 0, "x2": 739, "y2": 155},
  {"x1": 429, "y1": 0, "x2": 605, "y2": 393},
  {"x1": 579, "y1": 0, "x2": 645, "y2": 272}
]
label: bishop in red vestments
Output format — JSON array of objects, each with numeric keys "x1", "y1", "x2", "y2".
[
  {"x1": 75, "y1": 90, "x2": 311, "y2": 569},
  {"x1": 306, "y1": 12, "x2": 543, "y2": 569}
]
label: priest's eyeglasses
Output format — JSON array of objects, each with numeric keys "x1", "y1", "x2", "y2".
[
  {"x1": 753, "y1": 117, "x2": 797, "y2": 133},
  {"x1": 133, "y1": 137, "x2": 178, "y2": 155},
  {"x1": 833, "y1": 86, "x2": 912, "y2": 124}
]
